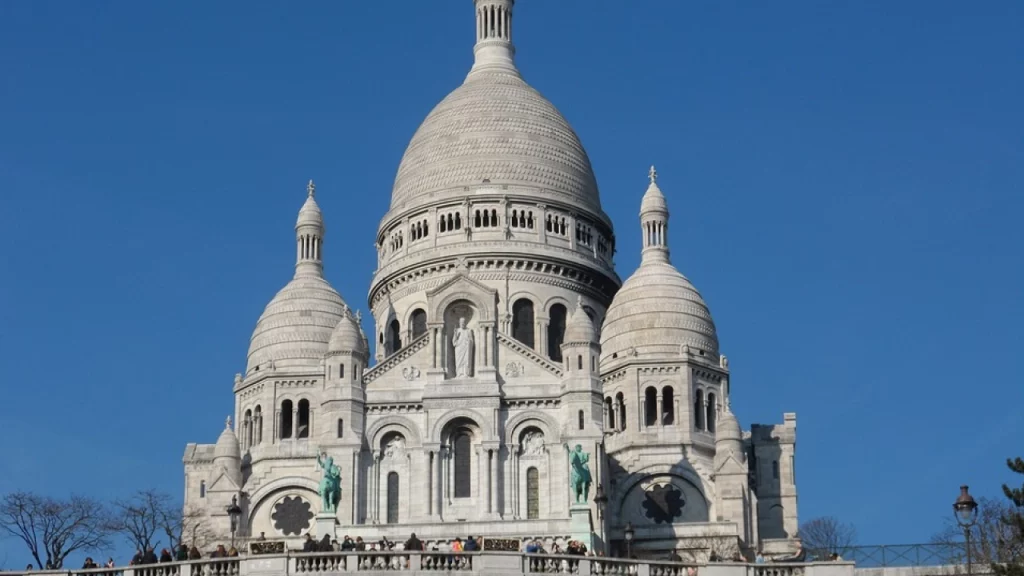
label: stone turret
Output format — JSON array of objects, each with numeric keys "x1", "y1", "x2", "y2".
[{"x1": 213, "y1": 416, "x2": 243, "y2": 487}]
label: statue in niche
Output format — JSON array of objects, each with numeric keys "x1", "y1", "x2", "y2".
[
  {"x1": 452, "y1": 317, "x2": 474, "y2": 377},
  {"x1": 520, "y1": 432, "x2": 545, "y2": 456},
  {"x1": 564, "y1": 444, "x2": 592, "y2": 505},
  {"x1": 384, "y1": 436, "x2": 406, "y2": 460}
]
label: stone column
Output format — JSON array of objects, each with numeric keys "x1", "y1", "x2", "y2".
[
  {"x1": 292, "y1": 406, "x2": 299, "y2": 438},
  {"x1": 489, "y1": 448, "x2": 498, "y2": 515},
  {"x1": 657, "y1": 394, "x2": 664, "y2": 428}
]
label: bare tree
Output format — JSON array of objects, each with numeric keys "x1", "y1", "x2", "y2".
[
  {"x1": 798, "y1": 516, "x2": 857, "y2": 558},
  {"x1": 160, "y1": 504, "x2": 214, "y2": 552},
  {"x1": 932, "y1": 496, "x2": 1024, "y2": 567},
  {"x1": 0, "y1": 492, "x2": 115, "y2": 569},
  {"x1": 112, "y1": 490, "x2": 175, "y2": 553}
]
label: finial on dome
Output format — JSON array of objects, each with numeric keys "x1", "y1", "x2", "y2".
[
  {"x1": 307, "y1": 179, "x2": 316, "y2": 198},
  {"x1": 469, "y1": 0, "x2": 519, "y2": 77},
  {"x1": 355, "y1": 310, "x2": 362, "y2": 323},
  {"x1": 649, "y1": 165, "x2": 658, "y2": 184},
  {"x1": 640, "y1": 166, "x2": 670, "y2": 264},
  {"x1": 576, "y1": 294, "x2": 584, "y2": 309},
  {"x1": 225, "y1": 415, "x2": 232, "y2": 429}
]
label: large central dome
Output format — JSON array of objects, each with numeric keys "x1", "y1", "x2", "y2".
[{"x1": 390, "y1": 69, "x2": 602, "y2": 214}]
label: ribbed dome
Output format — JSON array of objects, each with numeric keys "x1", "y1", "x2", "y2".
[
  {"x1": 297, "y1": 195, "x2": 323, "y2": 226},
  {"x1": 389, "y1": 69, "x2": 602, "y2": 215},
  {"x1": 601, "y1": 262, "x2": 719, "y2": 363},
  {"x1": 246, "y1": 275, "x2": 348, "y2": 373}
]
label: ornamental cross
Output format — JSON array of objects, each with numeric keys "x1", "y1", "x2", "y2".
[
  {"x1": 648, "y1": 165, "x2": 658, "y2": 184},
  {"x1": 307, "y1": 179, "x2": 316, "y2": 197}
]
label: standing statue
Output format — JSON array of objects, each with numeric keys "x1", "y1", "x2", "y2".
[
  {"x1": 316, "y1": 451, "x2": 342, "y2": 514},
  {"x1": 452, "y1": 317, "x2": 474, "y2": 377},
  {"x1": 564, "y1": 444, "x2": 592, "y2": 505}
]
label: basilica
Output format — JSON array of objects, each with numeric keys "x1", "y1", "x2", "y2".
[{"x1": 183, "y1": 0, "x2": 799, "y2": 559}]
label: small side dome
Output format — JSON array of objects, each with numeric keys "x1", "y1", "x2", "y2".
[
  {"x1": 564, "y1": 297, "x2": 597, "y2": 344},
  {"x1": 639, "y1": 166, "x2": 668, "y2": 214},
  {"x1": 213, "y1": 417, "x2": 241, "y2": 462},
  {"x1": 328, "y1": 309, "x2": 362, "y2": 353},
  {"x1": 715, "y1": 408, "x2": 745, "y2": 464}
]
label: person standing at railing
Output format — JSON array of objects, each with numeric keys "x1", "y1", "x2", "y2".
[
  {"x1": 159, "y1": 549, "x2": 173, "y2": 563},
  {"x1": 187, "y1": 546, "x2": 201, "y2": 560}
]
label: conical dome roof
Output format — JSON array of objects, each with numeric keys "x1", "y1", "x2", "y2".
[
  {"x1": 564, "y1": 297, "x2": 597, "y2": 344},
  {"x1": 214, "y1": 417, "x2": 241, "y2": 461}
]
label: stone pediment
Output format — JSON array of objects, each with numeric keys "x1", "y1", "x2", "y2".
[
  {"x1": 496, "y1": 332, "x2": 563, "y2": 380},
  {"x1": 207, "y1": 468, "x2": 241, "y2": 492},
  {"x1": 713, "y1": 451, "x2": 748, "y2": 476},
  {"x1": 363, "y1": 332, "x2": 432, "y2": 386},
  {"x1": 426, "y1": 272, "x2": 497, "y2": 322}
]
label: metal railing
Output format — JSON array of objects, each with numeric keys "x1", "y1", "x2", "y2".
[{"x1": 808, "y1": 544, "x2": 966, "y2": 567}]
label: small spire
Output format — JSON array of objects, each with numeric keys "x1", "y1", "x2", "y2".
[
  {"x1": 649, "y1": 165, "x2": 658, "y2": 184},
  {"x1": 307, "y1": 179, "x2": 316, "y2": 198},
  {"x1": 355, "y1": 310, "x2": 362, "y2": 323},
  {"x1": 225, "y1": 415, "x2": 232, "y2": 429},
  {"x1": 576, "y1": 295, "x2": 584, "y2": 309}
]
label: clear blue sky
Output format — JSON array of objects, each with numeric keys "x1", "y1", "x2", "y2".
[{"x1": 1, "y1": 0, "x2": 1022, "y2": 567}]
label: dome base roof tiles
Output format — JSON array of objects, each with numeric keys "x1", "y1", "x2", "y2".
[
  {"x1": 247, "y1": 275, "x2": 349, "y2": 373},
  {"x1": 388, "y1": 70, "x2": 606, "y2": 220}
]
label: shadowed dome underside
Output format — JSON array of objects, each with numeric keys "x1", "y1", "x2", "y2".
[
  {"x1": 247, "y1": 276, "x2": 348, "y2": 373},
  {"x1": 390, "y1": 71, "x2": 603, "y2": 215},
  {"x1": 600, "y1": 262, "x2": 719, "y2": 363}
]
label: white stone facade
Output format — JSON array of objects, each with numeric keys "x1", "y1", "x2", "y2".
[{"x1": 182, "y1": 0, "x2": 799, "y2": 559}]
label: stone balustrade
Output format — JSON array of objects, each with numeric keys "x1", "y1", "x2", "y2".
[{"x1": 3, "y1": 553, "x2": 854, "y2": 576}]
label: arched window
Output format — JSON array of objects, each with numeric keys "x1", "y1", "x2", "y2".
[
  {"x1": 297, "y1": 399, "x2": 310, "y2": 439},
  {"x1": 526, "y1": 467, "x2": 540, "y2": 520},
  {"x1": 772, "y1": 460, "x2": 780, "y2": 480},
  {"x1": 694, "y1": 390, "x2": 705, "y2": 431},
  {"x1": 577, "y1": 355, "x2": 583, "y2": 370},
  {"x1": 410, "y1": 309, "x2": 427, "y2": 340},
  {"x1": 616, "y1": 392, "x2": 626, "y2": 431},
  {"x1": 604, "y1": 397, "x2": 615, "y2": 430},
  {"x1": 199, "y1": 480, "x2": 206, "y2": 498},
  {"x1": 547, "y1": 304, "x2": 567, "y2": 361},
  {"x1": 454, "y1": 432, "x2": 472, "y2": 498},
  {"x1": 388, "y1": 319, "x2": 402, "y2": 353},
  {"x1": 244, "y1": 409, "x2": 253, "y2": 448},
  {"x1": 511, "y1": 299, "x2": 535, "y2": 348},
  {"x1": 662, "y1": 386, "x2": 674, "y2": 426},
  {"x1": 386, "y1": 472, "x2": 400, "y2": 524},
  {"x1": 280, "y1": 400, "x2": 293, "y2": 439},
  {"x1": 339, "y1": 363, "x2": 345, "y2": 379},
  {"x1": 254, "y1": 405, "x2": 262, "y2": 444},
  {"x1": 644, "y1": 387, "x2": 658, "y2": 426},
  {"x1": 706, "y1": 392, "x2": 717, "y2": 433},
  {"x1": 337, "y1": 418, "x2": 344, "y2": 438},
  {"x1": 578, "y1": 409, "x2": 585, "y2": 430}
]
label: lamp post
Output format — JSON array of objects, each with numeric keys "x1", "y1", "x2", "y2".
[
  {"x1": 624, "y1": 522, "x2": 635, "y2": 559},
  {"x1": 226, "y1": 495, "x2": 243, "y2": 551},
  {"x1": 594, "y1": 484, "x2": 608, "y2": 555},
  {"x1": 953, "y1": 485, "x2": 978, "y2": 576}
]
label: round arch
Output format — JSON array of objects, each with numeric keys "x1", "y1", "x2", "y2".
[
  {"x1": 612, "y1": 461, "x2": 714, "y2": 519},
  {"x1": 432, "y1": 290, "x2": 495, "y2": 324},
  {"x1": 429, "y1": 408, "x2": 491, "y2": 443},
  {"x1": 365, "y1": 415, "x2": 423, "y2": 449},
  {"x1": 504, "y1": 411, "x2": 561, "y2": 446},
  {"x1": 542, "y1": 294, "x2": 573, "y2": 314}
]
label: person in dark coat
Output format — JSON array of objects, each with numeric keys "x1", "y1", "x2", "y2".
[
  {"x1": 404, "y1": 533, "x2": 424, "y2": 551},
  {"x1": 302, "y1": 534, "x2": 317, "y2": 553}
]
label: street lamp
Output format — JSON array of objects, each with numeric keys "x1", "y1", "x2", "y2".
[
  {"x1": 226, "y1": 495, "x2": 243, "y2": 551},
  {"x1": 624, "y1": 522, "x2": 635, "y2": 559},
  {"x1": 594, "y1": 485, "x2": 608, "y2": 555},
  {"x1": 953, "y1": 485, "x2": 978, "y2": 576}
]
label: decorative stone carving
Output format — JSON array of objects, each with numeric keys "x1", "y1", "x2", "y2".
[
  {"x1": 271, "y1": 495, "x2": 314, "y2": 536},
  {"x1": 452, "y1": 317, "x2": 474, "y2": 377},
  {"x1": 505, "y1": 361, "x2": 524, "y2": 378},
  {"x1": 720, "y1": 354, "x2": 729, "y2": 369},
  {"x1": 520, "y1": 431, "x2": 545, "y2": 456},
  {"x1": 384, "y1": 436, "x2": 406, "y2": 460},
  {"x1": 642, "y1": 484, "x2": 685, "y2": 524},
  {"x1": 402, "y1": 366, "x2": 421, "y2": 381}
]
